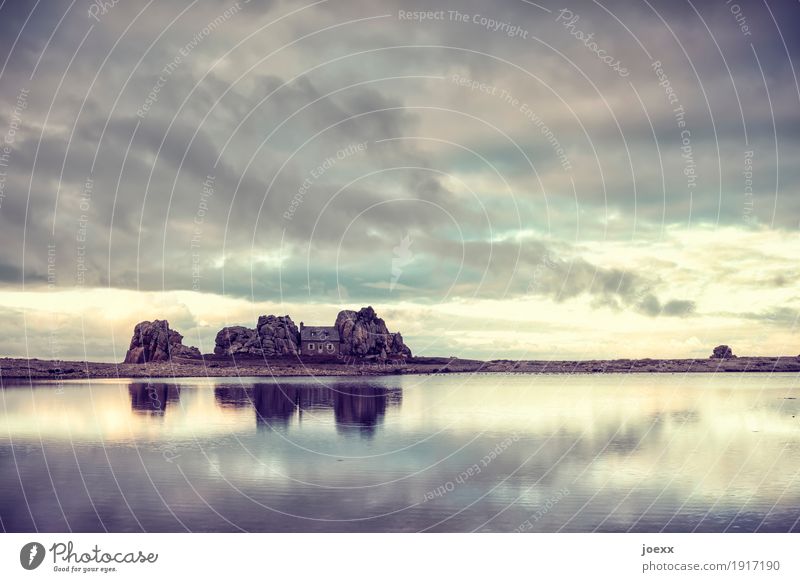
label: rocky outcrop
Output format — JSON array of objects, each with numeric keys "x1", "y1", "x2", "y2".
[
  {"x1": 214, "y1": 315, "x2": 301, "y2": 357},
  {"x1": 710, "y1": 345, "x2": 735, "y2": 359},
  {"x1": 125, "y1": 309, "x2": 410, "y2": 363},
  {"x1": 124, "y1": 320, "x2": 201, "y2": 364},
  {"x1": 390, "y1": 331, "x2": 410, "y2": 356},
  {"x1": 213, "y1": 326, "x2": 261, "y2": 356},
  {"x1": 334, "y1": 306, "x2": 411, "y2": 359},
  {"x1": 257, "y1": 315, "x2": 300, "y2": 356},
  {"x1": 168, "y1": 329, "x2": 202, "y2": 359}
]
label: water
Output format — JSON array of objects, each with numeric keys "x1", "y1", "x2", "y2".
[{"x1": 1, "y1": 373, "x2": 799, "y2": 532}]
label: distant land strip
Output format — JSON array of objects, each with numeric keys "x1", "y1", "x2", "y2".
[{"x1": 2, "y1": 355, "x2": 799, "y2": 381}]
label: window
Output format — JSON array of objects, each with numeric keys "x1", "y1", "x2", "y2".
[
  {"x1": 308, "y1": 343, "x2": 315, "y2": 351},
  {"x1": 326, "y1": 343, "x2": 334, "y2": 352}
]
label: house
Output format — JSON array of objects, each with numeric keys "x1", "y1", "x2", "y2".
[{"x1": 299, "y1": 322, "x2": 341, "y2": 356}]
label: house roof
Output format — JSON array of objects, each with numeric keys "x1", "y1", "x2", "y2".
[{"x1": 300, "y1": 326, "x2": 340, "y2": 342}]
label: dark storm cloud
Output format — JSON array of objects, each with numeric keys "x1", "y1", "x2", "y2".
[
  {"x1": 0, "y1": 0, "x2": 797, "y2": 316},
  {"x1": 0, "y1": 1, "x2": 54, "y2": 76}
]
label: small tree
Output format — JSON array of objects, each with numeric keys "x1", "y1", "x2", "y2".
[{"x1": 711, "y1": 345, "x2": 735, "y2": 359}]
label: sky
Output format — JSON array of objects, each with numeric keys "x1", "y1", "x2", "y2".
[{"x1": 0, "y1": 0, "x2": 798, "y2": 362}]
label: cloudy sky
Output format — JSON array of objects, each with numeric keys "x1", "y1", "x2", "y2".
[{"x1": 0, "y1": 0, "x2": 797, "y2": 361}]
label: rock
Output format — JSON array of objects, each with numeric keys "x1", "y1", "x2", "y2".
[
  {"x1": 334, "y1": 306, "x2": 411, "y2": 359},
  {"x1": 127, "y1": 310, "x2": 408, "y2": 362},
  {"x1": 391, "y1": 331, "x2": 410, "y2": 356},
  {"x1": 214, "y1": 315, "x2": 300, "y2": 357},
  {"x1": 257, "y1": 315, "x2": 300, "y2": 355},
  {"x1": 124, "y1": 320, "x2": 200, "y2": 363},
  {"x1": 710, "y1": 345, "x2": 735, "y2": 359},
  {"x1": 214, "y1": 326, "x2": 261, "y2": 356},
  {"x1": 168, "y1": 329, "x2": 202, "y2": 359}
]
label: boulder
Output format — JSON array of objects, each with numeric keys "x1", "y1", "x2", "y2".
[
  {"x1": 213, "y1": 326, "x2": 261, "y2": 356},
  {"x1": 391, "y1": 331, "x2": 410, "y2": 356},
  {"x1": 214, "y1": 315, "x2": 301, "y2": 357},
  {"x1": 710, "y1": 345, "x2": 735, "y2": 359},
  {"x1": 257, "y1": 315, "x2": 300, "y2": 356},
  {"x1": 124, "y1": 320, "x2": 201, "y2": 363},
  {"x1": 167, "y1": 329, "x2": 202, "y2": 359},
  {"x1": 334, "y1": 306, "x2": 411, "y2": 359}
]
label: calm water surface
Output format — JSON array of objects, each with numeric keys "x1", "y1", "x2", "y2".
[{"x1": 1, "y1": 373, "x2": 799, "y2": 532}]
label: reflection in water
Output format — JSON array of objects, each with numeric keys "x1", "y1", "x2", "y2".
[
  {"x1": 128, "y1": 383, "x2": 180, "y2": 415},
  {"x1": 1, "y1": 374, "x2": 799, "y2": 532},
  {"x1": 333, "y1": 386, "x2": 402, "y2": 435},
  {"x1": 214, "y1": 382, "x2": 401, "y2": 434}
]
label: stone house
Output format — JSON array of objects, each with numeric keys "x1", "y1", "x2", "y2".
[{"x1": 299, "y1": 322, "x2": 341, "y2": 356}]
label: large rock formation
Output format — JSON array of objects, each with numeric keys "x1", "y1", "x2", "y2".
[
  {"x1": 710, "y1": 345, "x2": 736, "y2": 359},
  {"x1": 257, "y1": 315, "x2": 300, "y2": 356},
  {"x1": 214, "y1": 315, "x2": 301, "y2": 357},
  {"x1": 126, "y1": 309, "x2": 410, "y2": 362},
  {"x1": 124, "y1": 320, "x2": 201, "y2": 363},
  {"x1": 334, "y1": 306, "x2": 411, "y2": 359},
  {"x1": 168, "y1": 329, "x2": 202, "y2": 358},
  {"x1": 213, "y1": 326, "x2": 261, "y2": 356}
]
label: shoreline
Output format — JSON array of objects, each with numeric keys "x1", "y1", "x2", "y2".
[{"x1": 2, "y1": 355, "x2": 799, "y2": 380}]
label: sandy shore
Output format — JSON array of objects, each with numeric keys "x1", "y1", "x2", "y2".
[{"x1": 1, "y1": 354, "x2": 799, "y2": 381}]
